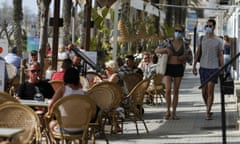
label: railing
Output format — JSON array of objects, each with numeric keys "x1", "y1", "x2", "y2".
[{"x1": 199, "y1": 52, "x2": 240, "y2": 144}]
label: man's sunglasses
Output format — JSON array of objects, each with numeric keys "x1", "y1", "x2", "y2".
[{"x1": 30, "y1": 69, "x2": 41, "y2": 73}]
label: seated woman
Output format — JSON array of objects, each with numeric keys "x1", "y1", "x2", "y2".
[
  {"x1": 102, "y1": 60, "x2": 124, "y2": 133},
  {"x1": 47, "y1": 67, "x2": 85, "y2": 134}
]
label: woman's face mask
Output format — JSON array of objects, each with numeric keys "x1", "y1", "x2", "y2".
[{"x1": 174, "y1": 32, "x2": 182, "y2": 39}]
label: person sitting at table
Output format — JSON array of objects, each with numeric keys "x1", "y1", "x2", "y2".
[
  {"x1": 46, "y1": 67, "x2": 86, "y2": 134},
  {"x1": 15, "y1": 62, "x2": 54, "y2": 101},
  {"x1": 118, "y1": 54, "x2": 143, "y2": 77},
  {"x1": 95, "y1": 60, "x2": 124, "y2": 133},
  {"x1": 51, "y1": 58, "x2": 73, "y2": 81}
]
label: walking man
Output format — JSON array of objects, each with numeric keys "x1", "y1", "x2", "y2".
[{"x1": 192, "y1": 19, "x2": 224, "y2": 120}]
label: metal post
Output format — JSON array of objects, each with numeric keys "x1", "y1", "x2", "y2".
[
  {"x1": 219, "y1": 75, "x2": 227, "y2": 144},
  {"x1": 84, "y1": 0, "x2": 92, "y2": 51},
  {"x1": 52, "y1": 0, "x2": 60, "y2": 70}
]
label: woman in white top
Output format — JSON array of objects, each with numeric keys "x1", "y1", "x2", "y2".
[{"x1": 47, "y1": 67, "x2": 84, "y2": 134}]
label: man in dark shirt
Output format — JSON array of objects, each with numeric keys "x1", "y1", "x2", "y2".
[
  {"x1": 16, "y1": 62, "x2": 54, "y2": 100},
  {"x1": 69, "y1": 48, "x2": 85, "y2": 76}
]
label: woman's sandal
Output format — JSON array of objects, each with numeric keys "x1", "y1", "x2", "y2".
[
  {"x1": 205, "y1": 114, "x2": 212, "y2": 120},
  {"x1": 164, "y1": 113, "x2": 171, "y2": 120},
  {"x1": 172, "y1": 115, "x2": 180, "y2": 120}
]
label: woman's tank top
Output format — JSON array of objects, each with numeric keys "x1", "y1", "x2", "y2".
[
  {"x1": 169, "y1": 40, "x2": 184, "y2": 56},
  {"x1": 63, "y1": 85, "x2": 84, "y2": 96}
]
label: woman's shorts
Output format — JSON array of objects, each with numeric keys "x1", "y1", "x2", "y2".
[
  {"x1": 199, "y1": 67, "x2": 219, "y2": 84},
  {"x1": 165, "y1": 64, "x2": 184, "y2": 77}
]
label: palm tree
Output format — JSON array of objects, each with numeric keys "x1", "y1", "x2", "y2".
[
  {"x1": 62, "y1": 0, "x2": 72, "y2": 46},
  {"x1": 13, "y1": 0, "x2": 23, "y2": 49}
]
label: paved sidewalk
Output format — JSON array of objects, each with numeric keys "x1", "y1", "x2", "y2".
[{"x1": 97, "y1": 66, "x2": 240, "y2": 144}]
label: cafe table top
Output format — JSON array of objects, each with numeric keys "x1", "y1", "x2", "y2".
[
  {"x1": 0, "y1": 128, "x2": 24, "y2": 138},
  {"x1": 20, "y1": 99, "x2": 49, "y2": 107}
]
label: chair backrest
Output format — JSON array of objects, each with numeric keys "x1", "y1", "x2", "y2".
[
  {"x1": 85, "y1": 71, "x2": 103, "y2": 86},
  {"x1": 89, "y1": 81, "x2": 123, "y2": 109},
  {"x1": 80, "y1": 76, "x2": 90, "y2": 91},
  {"x1": 48, "y1": 80, "x2": 64, "y2": 92},
  {"x1": 0, "y1": 103, "x2": 41, "y2": 143},
  {"x1": 128, "y1": 78, "x2": 150, "y2": 105},
  {"x1": 151, "y1": 73, "x2": 164, "y2": 86},
  {"x1": 6, "y1": 63, "x2": 17, "y2": 80},
  {"x1": 86, "y1": 86, "x2": 115, "y2": 112},
  {"x1": 123, "y1": 73, "x2": 143, "y2": 93},
  {"x1": 0, "y1": 91, "x2": 19, "y2": 105},
  {"x1": 51, "y1": 94, "x2": 96, "y2": 131}
]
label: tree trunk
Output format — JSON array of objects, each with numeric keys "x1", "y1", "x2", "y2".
[
  {"x1": 13, "y1": 0, "x2": 23, "y2": 49},
  {"x1": 37, "y1": 0, "x2": 51, "y2": 78},
  {"x1": 84, "y1": 0, "x2": 92, "y2": 51},
  {"x1": 62, "y1": 0, "x2": 72, "y2": 46}
]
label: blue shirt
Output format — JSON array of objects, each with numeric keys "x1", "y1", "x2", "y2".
[{"x1": 4, "y1": 53, "x2": 21, "y2": 69}]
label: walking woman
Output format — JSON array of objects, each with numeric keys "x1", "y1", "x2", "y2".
[{"x1": 155, "y1": 25, "x2": 186, "y2": 120}]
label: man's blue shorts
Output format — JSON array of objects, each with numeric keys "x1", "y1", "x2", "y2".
[{"x1": 199, "y1": 67, "x2": 219, "y2": 84}]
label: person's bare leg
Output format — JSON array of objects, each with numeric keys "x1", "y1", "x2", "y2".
[
  {"x1": 201, "y1": 85, "x2": 208, "y2": 105},
  {"x1": 206, "y1": 82, "x2": 215, "y2": 120},
  {"x1": 172, "y1": 77, "x2": 182, "y2": 119},
  {"x1": 164, "y1": 76, "x2": 172, "y2": 119}
]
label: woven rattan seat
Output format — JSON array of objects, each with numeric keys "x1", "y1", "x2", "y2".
[
  {"x1": 45, "y1": 94, "x2": 96, "y2": 144},
  {"x1": 0, "y1": 91, "x2": 19, "y2": 105},
  {"x1": 0, "y1": 103, "x2": 41, "y2": 143},
  {"x1": 86, "y1": 86, "x2": 117, "y2": 142},
  {"x1": 121, "y1": 78, "x2": 150, "y2": 134},
  {"x1": 89, "y1": 81, "x2": 124, "y2": 134},
  {"x1": 85, "y1": 71, "x2": 103, "y2": 86},
  {"x1": 80, "y1": 76, "x2": 90, "y2": 91},
  {"x1": 90, "y1": 81, "x2": 123, "y2": 108},
  {"x1": 146, "y1": 74, "x2": 165, "y2": 104},
  {"x1": 122, "y1": 73, "x2": 143, "y2": 94}
]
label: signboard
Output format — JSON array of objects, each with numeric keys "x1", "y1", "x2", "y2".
[
  {"x1": 0, "y1": 39, "x2": 8, "y2": 57},
  {"x1": 27, "y1": 36, "x2": 39, "y2": 52},
  {"x1": 186, "y1": 13, "x2": 198, "y2": 32}
]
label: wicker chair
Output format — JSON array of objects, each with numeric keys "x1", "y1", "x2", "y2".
[
  {"x1": 89, "y1": 81, "x2": 124, "y2": 133},
  {"x1": 0, "y1": 103, "x2": 41, "y2": 144},
  {"x1": 122, "y1": 73, "x2": 143, "y2": 94},
  {"x1": 80, "y1": 76, "x2": 90, "y2": 91},
  {"x1": 85, "y1": 71, "x2": 103, "y2": 86},
  {"x1": 86, "y1": 86, "x2": 118, "y2": 143},
  {"x1": 48, "y1": 80, "x2": 64, "y2": 92},
  {"x1": 146, "y1": 74, "x2": 165, "y2": 104},
  {"x1": 121, "y1": 78, "x2": 150, "y2": 134},
  {"x1": 0, "y1": 91, "x2": 19, "y2": 105},
  {"x1": 45, "y1": 94, "x2": 96, "y2": 144},
  {"x1": 5, "y1": 63, "x2": 18, "y2": 94}
]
